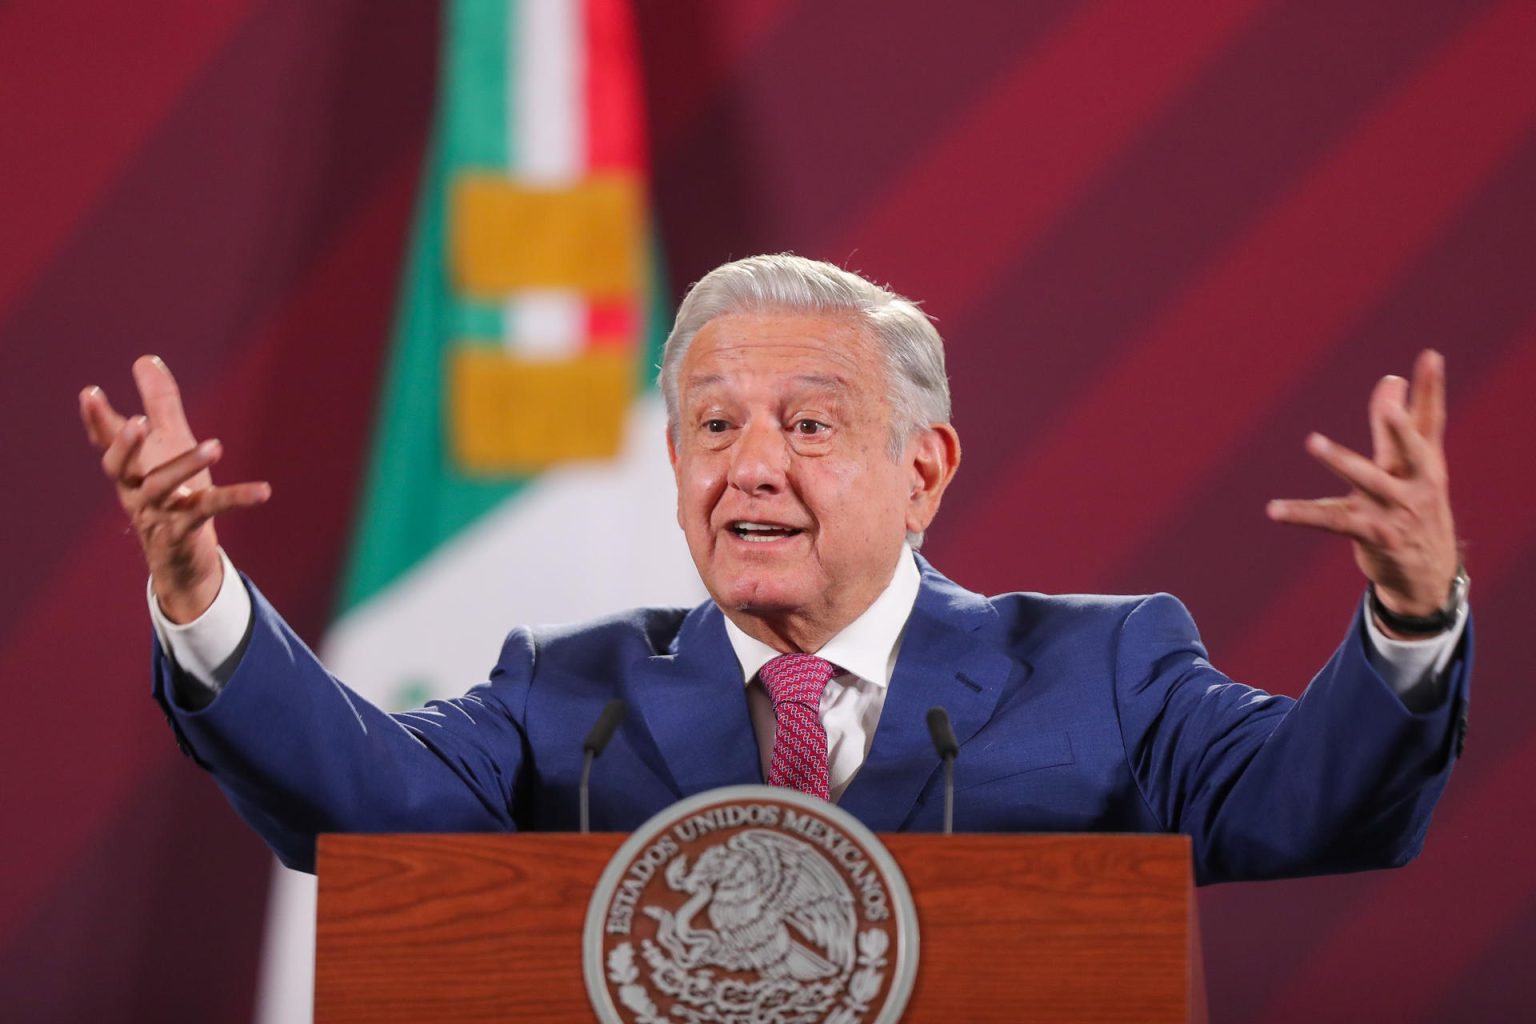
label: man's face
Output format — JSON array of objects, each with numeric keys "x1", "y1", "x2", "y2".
[{"x1": 668, "y1": 312, "x2": 951, "y2": 649}]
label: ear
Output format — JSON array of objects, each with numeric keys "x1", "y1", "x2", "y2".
[
  {"x1": 666, "y1": 425, "x2": 684, "y2": 529},
  {"x1": 904, "y1": 423, "x2": 961, "y2": 536}
]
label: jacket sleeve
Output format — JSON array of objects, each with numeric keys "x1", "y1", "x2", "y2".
[
  {"x1": 1112, "y1": 593, "x2": 1471, "y2": 885},
  {"x1": 152, "y1": 574, "x2": 535, "y2": 872}
]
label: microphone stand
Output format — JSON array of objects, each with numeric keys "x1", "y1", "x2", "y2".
[
  {"x1": 580, "y1": 699, "x2": 626, "y2": 834},
  {"x1": 926, "y1": 706, "x2": 959, "y2": 835}
]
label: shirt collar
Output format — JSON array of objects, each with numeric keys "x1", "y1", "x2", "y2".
[{"x1": 722, "y1": 545, "x2": 922, "y2": 688}]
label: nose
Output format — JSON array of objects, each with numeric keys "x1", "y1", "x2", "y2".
[{"x1": 727, "y1": 418, "x2": 789, "y2": 495}]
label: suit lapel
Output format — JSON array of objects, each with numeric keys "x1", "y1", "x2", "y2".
[
  {"x1": 623, "y1": 601, "x2": 762, "y2": 799},
  {"x1": 838, "y1": 560, "x2": 1022, "y2": 831}
]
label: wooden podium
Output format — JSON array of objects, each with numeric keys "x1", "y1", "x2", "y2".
[{"x1": 315, "y1": 832, "x2": 1205, "y2": 1022}]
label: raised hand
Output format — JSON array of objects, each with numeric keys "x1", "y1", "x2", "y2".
[
  {"x1": 1266, "y1": 349, "x2": 1459, "y2": 637},
  {"x1": 79, "y1": 355, "x2": 271, "y2": 623}
]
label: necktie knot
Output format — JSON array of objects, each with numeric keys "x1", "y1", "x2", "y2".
[
  {"x1": 760, "y1": 654, "x2": 838, "y2": 709},
  {"x1": 759, "y1": 654, "x2": 837, "y2": 801}
]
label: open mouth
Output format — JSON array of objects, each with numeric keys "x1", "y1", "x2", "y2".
[{"x1": 728, "y1": 521, "x2": 805, "y2": 543}]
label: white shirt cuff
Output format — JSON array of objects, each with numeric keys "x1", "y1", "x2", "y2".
[
  {"x1": 1362, "y1": 592, "x2": 1468, "y2": 705},
  {"x1": 147, "y1": 548, "x2": 252, "y2": 694}
]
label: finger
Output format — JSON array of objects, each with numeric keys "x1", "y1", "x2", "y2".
[
  {"x1": 140, "y1": 439, "x2": 223, "y2": 504},
  {"x1": 1304, "y1": 433, "x2": 1405, "y2": 504},
  {"x1": 166, "y1": 480, "x2": 273, "y2": 519},
  {"x1": 1409, "y1": 348, "x2": 1446, "y2": 446},
  {"x1": 132, "y1": 354, "x2": 194, "y2": 440},
  {"x1": 1367, "y1": 375, "x2": 1409, "y2": 473},
  {"x1": 79, "y1": 386, "x2": 128, "y2": 450},
  {"x1": 1266, "y1": 497, "x2": 1376, "y2": 544},
  {"x1": 100, "y1": 415, "x2": 149, "y2": 484},
  {"x1": 1380, "y1": 400, "x2": 1436, "y2": 479}
]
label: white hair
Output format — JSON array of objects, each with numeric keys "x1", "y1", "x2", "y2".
[{"x1": 659, "y1": 253, "x2": 952, "y2": 458}]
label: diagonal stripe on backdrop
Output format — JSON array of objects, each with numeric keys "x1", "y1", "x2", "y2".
[
  {"x1": 0, "y1": 0, "x2": 255, "y2": 322},
  {"x1": 923, "y1": 0, "x2": 1492, "y2": 539},
  {"x1": 1412, "y1": 623, "x2": 1536, "y2": 1023},
  {"x1": 828, "y1": 0, "x2": 1265, "y2": 313},
  {"x1": 637, "y1": 0, "x2": 798, "y2": 157},
  {"x1": 0, "y1": 0, "x2": 438, "y2": 659},
  {"x1": 1253, "y1": 586, "x2": 1536, "y2": 1024},
  {"x1": 1219, "y1": 325, "x2": 1536, "y2": 1021},
  {"x1": 942, "y1": 0, "x2": 1536, "y2": 597},
  {"x1": 0, "y1": 148, "x2": 421, "y2": 942},
  {"x1": 1228, "y1": 323, "x2": 1536, "y2": 713},
  {"x1": 649, "y1": 0, "x2": 1081, "y2": 286},
  {"x1": 1103, "y1": 127, "x2": 1536, "y2": 656}
]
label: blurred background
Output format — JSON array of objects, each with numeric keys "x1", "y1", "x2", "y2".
[{"x1": 3, "y1": 1, "x2": 1534, "y2": 1020}]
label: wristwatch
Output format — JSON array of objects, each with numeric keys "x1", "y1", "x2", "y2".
[{"x1": 1369, "y1": 566, "x2": 1470, "y2": 637}]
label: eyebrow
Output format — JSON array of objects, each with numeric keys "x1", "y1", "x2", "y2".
[
  {"x1": 790, "y1": 373, "x2": 852, "y2": 393},
  {"x1": 683, "y1": 372, "x2": 852, "y2": 394},
  {"x1": 684, "y1": 372, "x2": 726, "y2": 392}
]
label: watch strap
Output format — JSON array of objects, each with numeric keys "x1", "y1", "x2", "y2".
[{"x1": 1369, "y1": 566, "x2": 1470, "y2": 637}]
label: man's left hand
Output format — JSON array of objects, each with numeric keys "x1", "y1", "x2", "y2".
[{"x1": 1266, "y1": 349, "x2": 1459, "y2": 638}]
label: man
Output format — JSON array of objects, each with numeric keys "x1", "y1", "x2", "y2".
[{"x1": 79, "y1": 254, "x2": 1469, "y2": 884}]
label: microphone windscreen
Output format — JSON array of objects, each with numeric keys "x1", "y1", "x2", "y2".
[
  {"x1": 583, "y1": 698, "x2": 627, "y2": 755},
  {"x1": 926, "y1": 706, "x2": 959, "y2": 759}
]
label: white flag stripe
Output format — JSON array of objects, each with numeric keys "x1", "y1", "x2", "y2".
[
  {"x1": 509, "y1": 0, "x2": 587, "y2": 355},
  {"x1": 517, "y1": 0, "x2": 584, "y2": 183},
  {"x1": 252, "y1": 869, "x2": 316, "y2": 1024},
  {"x1": 505, "y1": 289, "x2": 587, "y2": 356}
]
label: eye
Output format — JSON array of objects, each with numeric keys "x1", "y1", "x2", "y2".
[
  {"x1": 793, "y1": 419, "x2": 829, "y2": 435},
  {"x1": 704, "y1": 419, "x2": 730, "y2": 433}
]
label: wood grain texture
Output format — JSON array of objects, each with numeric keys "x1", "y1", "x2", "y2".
[
  {"x1": 316, "y1": 832, "x2": 1196, "y2": 1022},
  {"x1": 893, "y1": 835, "x2": 1195, "y2": 1023}
]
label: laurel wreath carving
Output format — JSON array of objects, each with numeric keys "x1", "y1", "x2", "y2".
[
  {"x1": 838, "y1": 928, "x2": 890, "y2": 1018},
  {"x1": 607, "y1": 943, "x2": 668, "y2": 1024},
  {"x1": 608, "y1": 928, "x2": 891, "y2": 1024}
]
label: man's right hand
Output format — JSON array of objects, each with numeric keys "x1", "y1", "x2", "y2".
[{"x1": 79, "y1": 355, "x2": 271, "y2": 624}]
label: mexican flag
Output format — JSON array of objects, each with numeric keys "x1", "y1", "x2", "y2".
[{"x1": 253, "y1": 1, "x2": 702, "y2": 1018}]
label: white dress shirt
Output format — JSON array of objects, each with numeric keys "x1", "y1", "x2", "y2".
[
  {"x1": 152, "y1": 547, "x2": 1467, "y2": 797},
  {"x1": 722, "y1": 546, "x2": 923, "y2": 801}
]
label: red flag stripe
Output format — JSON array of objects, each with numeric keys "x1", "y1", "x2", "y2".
[{"x1": 584, "y1": 0, "x2": 648, "y2": 172}]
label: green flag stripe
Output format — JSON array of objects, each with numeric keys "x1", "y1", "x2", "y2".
[
  {"x1": 451, "y1": 300, "x2": 506, "y2": 344},
  {"x1": 443, "y1": 0, "x2": 513, "y2": 170}
]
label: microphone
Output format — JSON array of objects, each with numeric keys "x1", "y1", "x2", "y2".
[
  {"x1": 926, "y1": 707, "x2": 959, "y2": 835},
  {"x1": 580, "y1": 699, "x2": 626, "y2": 834}
]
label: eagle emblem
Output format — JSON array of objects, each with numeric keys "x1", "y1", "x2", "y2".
[
  {"x1": 645, "y1": 829, "x2": 857, "y2": 982},
  {"x1": 584, "y1": 786, "x2": 915, "y2": 1024}
]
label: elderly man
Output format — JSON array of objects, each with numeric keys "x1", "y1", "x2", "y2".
[{"x1": 80, "y1": 254, "x2": 1469, "y2": 884}]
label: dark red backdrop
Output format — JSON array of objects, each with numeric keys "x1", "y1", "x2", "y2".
[{"x1": 3, "y1": 2, "x2": 1533, "y2": 1020}]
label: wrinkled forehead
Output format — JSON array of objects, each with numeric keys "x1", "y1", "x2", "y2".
[{"x1": 680, "y1": 312, "x2": 882, "y2": 393}]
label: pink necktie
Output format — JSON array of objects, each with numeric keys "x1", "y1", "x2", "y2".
[{"x1": 760, "y1": 654, "x2": 837, "y2": 800}]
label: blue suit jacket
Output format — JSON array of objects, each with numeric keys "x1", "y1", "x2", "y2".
[{"x1": 153, "y1": 558, "x2": 1470, "y2": 885}]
